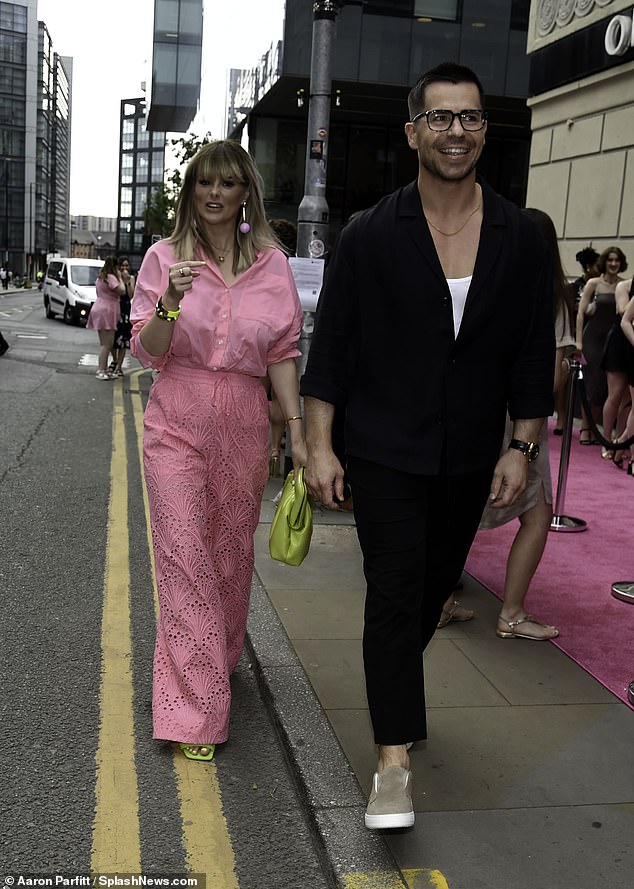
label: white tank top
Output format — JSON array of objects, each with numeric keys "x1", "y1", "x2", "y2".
[{"x1": 447, "y1": 275, "x2": 472, "y2": 337}]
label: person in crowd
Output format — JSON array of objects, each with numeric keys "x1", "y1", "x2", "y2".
[
  {"x1": 130, "y1": 140, "x2": 306, "y2": 762},
  {"x1": 599, "y1": 264, "x2": 633, "y2": 466},
  {"x1": 474, "y1": 208, "x2": 574, "y2": 640},
  {"x1": 575, "y1": 246, "x2": 626, "y2": 444},
  {"x1": 552, "y1": 246, "x2": 599, "y2": 435},
  {"x1": 571, "y1": 247, "x2": 600, "y2": 309},
  {"x1": 87, "y1": 256, "x2": 125, "y2": 380},
  {"x1": 301, "y1": 63, "x2": 554, "y2": 830},
  {"x1": 267, "y1": 219, "x2": 298, "y2": 475},
  {"x1": 0, "y1": 266, "x2": 7, "y2": 290},
  {"x1": 109, "y1": 256, "x2": 135, "y2": 378},
  {"x1": 612, "y1": 278, "x2": 634, "y2": 474}
]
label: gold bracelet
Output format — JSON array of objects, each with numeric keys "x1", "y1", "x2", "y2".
[
  {"x1": 155, "y1": 298, "x2": 181, "y2": 322},
  {"x1": 286, "y1": 416, "x2": 302, "y2": 423}
]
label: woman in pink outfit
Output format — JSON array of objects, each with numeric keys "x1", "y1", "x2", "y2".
[
  {"x1": 87, "y1": 256, "x2": 125, "y2": 379},
  {"x1": 131, "y1": 140, "x2": 306, "y2": 762}
]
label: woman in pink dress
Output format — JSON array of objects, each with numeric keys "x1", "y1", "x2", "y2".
[
  {"x1": 87, "y1": 256, "x2": 125, "y2": 379},
  {"x1": 130, "y1": 140, "x2": 306, "y2": 762}
]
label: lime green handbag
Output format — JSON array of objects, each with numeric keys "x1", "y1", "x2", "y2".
[{"x1": 269, "y1": 467, "x2": 313, "y2": 566}]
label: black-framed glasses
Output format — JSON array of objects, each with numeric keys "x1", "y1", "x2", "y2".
[{"x1": 410, "y1": 109, "x2": 488, "y2": 132}]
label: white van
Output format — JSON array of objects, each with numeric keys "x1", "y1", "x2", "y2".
[{"x1": 43, "y1": 257, "x2": 104, "y2": 325}]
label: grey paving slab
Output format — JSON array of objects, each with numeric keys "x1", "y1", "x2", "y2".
[
  {"x1": 266, "y1": 583, "x2": 365, "y2": 639},
  {"x1": 423, "y1": 639, "x2": 511, "y2": 708},
  {"x1": 453, "y1": 636, "x2": 618, "y2": 706},
  {"x1": 386, "y1": 805, "x2": 634, "y2": 889},
  {"x1": 334, "y1": 703, "x2": 634, "y2": 812},
  {"x1": 294, "y1": 637, "x2": 367, "y2": 709}
]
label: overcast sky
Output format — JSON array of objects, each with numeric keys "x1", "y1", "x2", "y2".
[{"x1": 36, "y1": 0, "x2": 285, "y2": 217}]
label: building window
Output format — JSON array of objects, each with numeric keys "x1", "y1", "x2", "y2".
[
  {"x1": 151, "y1": 152, "x2": 165, "y2": 178},
  {"x1": 414, "y1": 0, "x2": 458, "y2": 21},
  {"x1": 0, "y1": 63, "x2": 24, "y2": 94},
  {"x1": 0, "y1": 2, "x2": 27, "y2": 32},
  {"x1": 135, "y1": 186, "x2": 148, "y2": 215},
  {"x1": 364, "y1": 0, "x2": 413, "y2": 16},
  {"x1": 121, "y1": 153, "x2": 133, "y2": 184},
  {"x1": 135, "y1": 152, "x2": 148, "y2": 182},
  {"x1": 0, "y1": 32, "x2": 27, "y2": 65},
  {"x1": 363, "y1": 0, "x2": 459, "y2": 20}
]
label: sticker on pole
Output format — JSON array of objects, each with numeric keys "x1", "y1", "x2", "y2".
[{"x1": 309, "y1": 238, "x2": 325, "y2": 258}]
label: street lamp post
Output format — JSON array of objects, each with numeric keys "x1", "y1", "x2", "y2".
[
  {"x1": 296, "y1": 0, "x2": 340, "y2": 261},
  {"x1": 287, "y1": 1, "x2": 340, "y2": 475}
]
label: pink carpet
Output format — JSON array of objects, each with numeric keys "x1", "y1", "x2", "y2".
[{"x1": 465, "y1": 420, "x2": 634, "y2": 708}]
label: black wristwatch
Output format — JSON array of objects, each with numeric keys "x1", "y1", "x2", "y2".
[{"x1": 508, "y1": 438, "x2": 540, "y2": 462}]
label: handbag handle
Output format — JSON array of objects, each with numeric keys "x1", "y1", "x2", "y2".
[{"x1": 288, "y1": 467, "x2": 309, "y2": 529}]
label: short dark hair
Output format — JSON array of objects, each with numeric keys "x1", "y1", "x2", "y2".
[
  {"x1": 597, "y1": 245, "x2": 627, "y2": 274},
  {"x1": 408, "y1": 62, "x2": 485, "y2": 121},
  {"x1": 575, "y1": 246, "x2": 599, "y2": 272}
]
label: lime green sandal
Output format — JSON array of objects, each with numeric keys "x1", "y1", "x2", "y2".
[{"x1": 179, "y1": 743, "x2": 215, "y2": 761}]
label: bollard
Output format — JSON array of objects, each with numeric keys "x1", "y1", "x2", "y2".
[{"x1": 550, "y1": 359, "x2": 587, "y2": 532}]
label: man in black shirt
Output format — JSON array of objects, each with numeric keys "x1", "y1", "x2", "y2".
[{"x1": 300, "y1": 63, "x2": 554, "y2": 830}]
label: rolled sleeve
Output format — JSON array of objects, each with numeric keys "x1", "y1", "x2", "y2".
[
  {"x1": 130, "y1": 245, "x2": 172, "y2": 370},
  {"x1": 266, "y1": 263, "x2": 303, "y2": 365}
]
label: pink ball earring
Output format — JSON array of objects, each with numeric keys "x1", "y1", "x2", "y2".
[{"x1": 239, "y1": 202, "x2": 251, "y2": 234}]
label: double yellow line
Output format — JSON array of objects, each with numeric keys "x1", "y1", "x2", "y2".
[{"x1": 91, "y1": 372, "x2": 238, "y2": 884}]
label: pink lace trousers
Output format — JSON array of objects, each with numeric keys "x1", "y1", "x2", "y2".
[{"x1": 143, "y1": 364, "x2": 269, "y2": 744}]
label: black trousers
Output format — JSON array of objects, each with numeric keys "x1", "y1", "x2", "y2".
[{"x1": 347, "y1": 456, "x2": 493, "y2": 745}]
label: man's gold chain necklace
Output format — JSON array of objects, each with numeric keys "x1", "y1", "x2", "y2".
[{"x1": 425, "y1": 188, "x2": 482, "y2": 237}]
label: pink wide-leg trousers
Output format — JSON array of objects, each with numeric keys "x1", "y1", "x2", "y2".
[{"x1": 143, "y1": 364, "x2": 269, "y2": 744}]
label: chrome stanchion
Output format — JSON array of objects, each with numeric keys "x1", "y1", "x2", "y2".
[
  {"x1": 611, "y1": 581, "x2": 634, "y2": 604},
  {"x1": 550, "y1": 358, "x2": 587, "y2": 532}
]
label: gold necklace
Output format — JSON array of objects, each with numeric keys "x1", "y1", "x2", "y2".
[
  {"x1": 425, "y1": 189, "x2": 482, "y2": 237},
  {"x1": 209, "y1": 242, "x2": 234, "y2": 263}
]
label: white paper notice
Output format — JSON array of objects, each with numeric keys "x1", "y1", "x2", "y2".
[{"x1": 288, "y1": 257, "x2": 325, "y2": 312}]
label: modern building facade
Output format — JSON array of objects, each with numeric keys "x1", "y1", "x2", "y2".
[
  {"x1": 0, "y1": 0, "x2": 71, "y2": 276},
  {"x1": 116, "y1": 97, "x2": 166, "y2": 272},
  {"x1": 526, "y1": 0, "x2": 634, "y2": 274},
  {"x1": 228, "y1": 0, "x2": 533, "y2": 237},
  {"x1": 146, "y1": 0, "x2": 203, "y2": 133}
]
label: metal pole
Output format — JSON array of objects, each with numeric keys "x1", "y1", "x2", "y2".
[
  {"x1": 285, "y1": 1, "x2": 340, "y2": 476},
  {"x1": 550, "y1": 359, "x2": 587, "y2": 532},
  {"x1": 296, "y1": 0, "x2": 339, "y2": 264}
]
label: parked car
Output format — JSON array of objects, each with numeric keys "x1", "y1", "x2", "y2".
[{"x1": 43, "y1": 258, "x2": 103, "y2": 325}]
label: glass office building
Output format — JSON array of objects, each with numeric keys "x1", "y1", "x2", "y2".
[
  {"x1": 146, "y1": 0, "x2": 202, "y2": 133},
  {"x1": 0, "y1": 0, "x2": 71, "y2": 276},
  {"x1": 117, "y1": 98, "x2": 166, "y2": 272},
  {"x1": 229, "y1": 0, "x2": 533, "y2": 236}
]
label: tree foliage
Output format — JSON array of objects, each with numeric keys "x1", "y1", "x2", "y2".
[{"x1": 142, "y1": 132, "x2": 214, "y2": 239}]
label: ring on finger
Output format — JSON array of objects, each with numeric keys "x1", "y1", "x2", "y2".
[{"x1": 179, "y1": 267, "x2": 185, "y2": 277}]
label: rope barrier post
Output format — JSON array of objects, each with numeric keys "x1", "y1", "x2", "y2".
[{"x1": 550, "y1": 358, "x2": 588, "y2": 532}]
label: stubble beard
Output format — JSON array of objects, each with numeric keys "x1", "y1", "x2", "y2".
[{"x1": 421, "y1": 140, "x2": 482, "y2": 183}]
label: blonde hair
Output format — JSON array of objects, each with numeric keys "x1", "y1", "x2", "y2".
[{"x1": 168, "y1": 140, "x2": 277, "y2": 274}]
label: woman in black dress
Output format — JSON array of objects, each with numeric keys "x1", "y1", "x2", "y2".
[{"x1": 575, "y1": 246, "x2": 626, "y2": 445}]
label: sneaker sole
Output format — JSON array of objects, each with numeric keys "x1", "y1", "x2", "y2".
[{"x1": 365, "y1": 811, "x2": 415, "y2": 829}]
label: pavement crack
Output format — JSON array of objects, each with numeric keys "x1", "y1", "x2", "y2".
[{"x1": 0, "y1": 406, "x2": 55, "y2": 484}]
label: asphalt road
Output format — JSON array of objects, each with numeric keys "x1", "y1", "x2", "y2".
[{"x1": 0, "y1": 291, "x2": 334, "y2": 888}]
